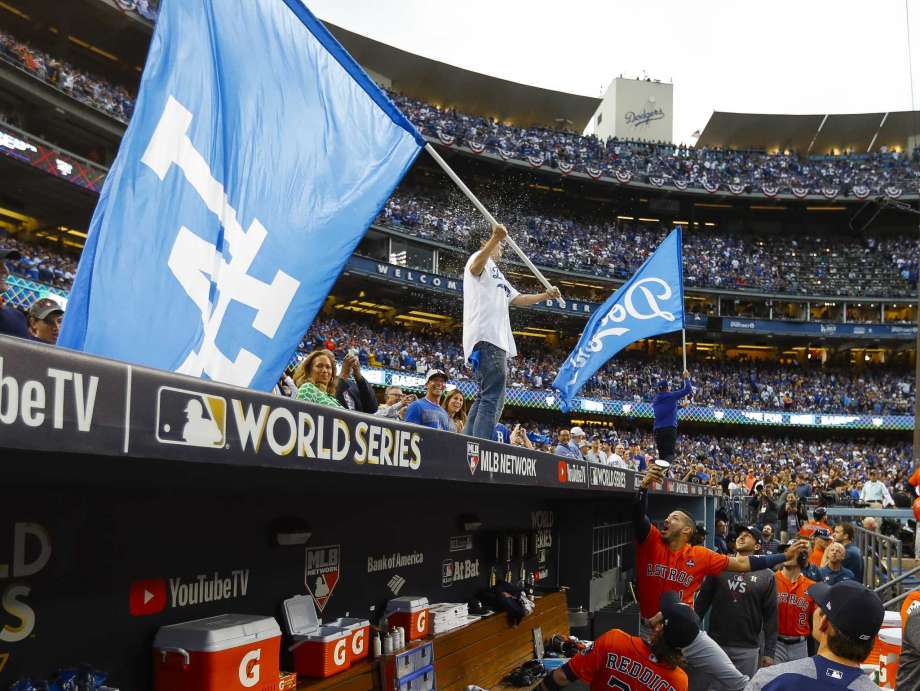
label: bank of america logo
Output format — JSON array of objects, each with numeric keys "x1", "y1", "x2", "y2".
[
  {"x1": 387, "y1": 575, "x2": 406, "y2": 596},
  {"x1": 156, "y1": 386, "x2": 226, "y2": 448}
]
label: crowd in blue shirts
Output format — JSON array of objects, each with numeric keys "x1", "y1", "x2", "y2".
[
  {"x1": 301, "y1": 314, "x2": 913, "y2": 415},
  {"x1": 391, "y1": 90, "x2": 920, "y2": 198},
  {"x1": 380, "y1": 190, "x2": 920, "y2": 298}
]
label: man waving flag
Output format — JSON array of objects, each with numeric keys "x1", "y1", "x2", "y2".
[
  {"x1": 60, "y1": 0, "x2": 424, "y2": 391},
  {"x1": 553, "y1": 228, "x2": 685, "y2": 411}
]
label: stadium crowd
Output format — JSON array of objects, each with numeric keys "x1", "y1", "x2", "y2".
[
  {"x1": 380, "y1": 190, "x2": 920, "y2": 298},
  {"x1": 0, "y1": 234, "x2": 77, "y2": 288},
  {"x1": 1, "y1": 13, "x2": 919, "y2": 203},
  {"x1": 390, "y1": 90, "x2": 920, "y2": 198},
  {"x1": 301, "y1": 314, "x2": 914, "y2": 415},
  {"x1": 0, "y1": 28, "x2": 134, "y2": 123}
]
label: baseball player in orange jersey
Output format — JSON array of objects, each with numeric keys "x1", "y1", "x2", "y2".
[
  {"x1": 773, "y1": 542, "x2": 816, "y2": 663},
  {"x1": 634, "y1": 465, "x2": 807, "y2": 689},
  {"x1": 535, "y1": 591, "x2": 697, "y2": 691}
]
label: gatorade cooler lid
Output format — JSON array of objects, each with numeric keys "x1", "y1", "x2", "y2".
[
  {"x1": 386, "y1": 596, "x2": 429, "y2": 611},
  {"x1": 153, "y1": 614, "x2": 281, "y2": 653},
  {"x1": 883, "y1": 611, "x2": 902, "y2": 627},
  {"x1": 326, "y1": 616, "x2": 370, "y2": 631},
  {"x1": 879, "y1": 628, "x2": 903, "y2": 645},
  {"x1": 282, "y1": 594, "x2": 322, "y2": 637}
]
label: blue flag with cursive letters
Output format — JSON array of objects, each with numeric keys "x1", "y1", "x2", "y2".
[{"x1": 553, "y1": 228, "x2": 684, "y2": 411}]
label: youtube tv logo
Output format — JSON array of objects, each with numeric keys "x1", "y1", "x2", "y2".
[{"x1": 130, "y1": 578, "x2": 167, "y2": 616}]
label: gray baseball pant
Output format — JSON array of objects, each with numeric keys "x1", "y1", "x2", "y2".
[
  {"x1": 640, "y1": 621, "x2": 749, "y2": 691},
  {"x1": 774, "y1": 639, "x2": 808, "y2": 663},
  {"x1": 687, "y1": 645, "x2": 759, "y2": 691}
]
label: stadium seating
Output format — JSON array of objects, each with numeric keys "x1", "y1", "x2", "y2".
[
  {"x1": 380, "y1": 190, "x2": 920, "y2": 298},
  {"x1": 302, "y1": 314, "x2": 914, "y2": 415}
]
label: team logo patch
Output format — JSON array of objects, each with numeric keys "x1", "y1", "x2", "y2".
[
  {"x1": 156, "y1": 386, "x2": 226, "y2": 448},
  {"x1": 826, "y1": 668, "x2": 844, "y2": 680},
  {"x1": 686, "y1": 559, "x2": 695, "y2": 568},
  {"x1": 466, "y1": 442, "x2": 480, "y2": 475},
  {"x1": 305, "y1": 545, "x2": 340, "y2": 612}
]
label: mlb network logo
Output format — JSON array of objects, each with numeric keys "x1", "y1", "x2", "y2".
[
  {"x1": 466, "y1": 442, "x2": 480, "y2": 475},
  {"x1": 156, "y1": 386, "x2": 226, "y2": 448}
]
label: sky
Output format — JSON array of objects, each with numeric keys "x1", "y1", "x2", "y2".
[{"x1": 308, "y1": 0, "x2": 920, "y2": 145}]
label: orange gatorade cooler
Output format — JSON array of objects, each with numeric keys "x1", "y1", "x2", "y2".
[
  {"x1": 866, "y1": 610, "x2": 901, "y2": 666},
  {"x1": 325, "y1": 615, "x2": 371, "y2": 664},
  {"x1": 877, "y1": 628, "x2": 902, "y2": 689},
  {"x1": 153, "y1": 613, "x2": 281, "y2": 691},
  {"x1": 385, "y1": 596, "x2": 430, "y2": 641},
  {"x1": 282, "y1": 595, "x2": 351, "y2": 678}
]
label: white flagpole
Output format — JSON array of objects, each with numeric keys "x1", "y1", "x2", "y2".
[
  {"x1": 682, "y1": 328, "x2": 687, "y2": 371},
  {"x1": 424, "y1": 143, "x2": 566, "y2": 308}
]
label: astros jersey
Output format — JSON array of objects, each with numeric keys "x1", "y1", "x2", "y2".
[
  {"x1": 799, "y1": 519, "x2": 830, "y2": 538},
  {"x1": 636, "y1": 524, "x2": 729, "y2": 618},
  {"x1": 901, "y1": 589, "x2": 920, "y2": 632},
  {"x1": 567, "y1": 628, "x2": 688, "y2": 691},
  {"x1": 775, "y1": 570, "x2": 815, "y2": 637},
  {"x1": 808, "y1": 546, "x2": 825, "y2": 568}
]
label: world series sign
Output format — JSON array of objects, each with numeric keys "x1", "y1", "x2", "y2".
[{"x1": 0, "y1": 336, "x2": 720, "y2": 497}]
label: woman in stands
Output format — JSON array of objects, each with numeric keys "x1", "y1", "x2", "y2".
[
  {"x1": 441, "y1": 387, "x2": 467, "y2": 433},
  {"x1": 294, "y1": 350, "x2": 343, "y2": 408}
]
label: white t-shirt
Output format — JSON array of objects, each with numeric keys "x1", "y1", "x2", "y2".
[{"x1": 463, "y1": 253, "x2": 520, "y2": 361}]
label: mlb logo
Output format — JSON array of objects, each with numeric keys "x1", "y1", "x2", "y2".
[
  {"x1": 466, "y1": 442, "x2": 480, "y2": 475},
  {"x1": 156, "y1": 386, "x2": 226, "y2": 448},
  {"x1": 826, "y1": 668, "x2": 844, "y2": 680},
  {"x1": 441, "y1": 559, "x2": 455, "y2": 587}
]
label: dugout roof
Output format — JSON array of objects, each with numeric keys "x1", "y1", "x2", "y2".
[
  {"x1": 697, "y1": 110, "x2": 920, "y2": 154},
  {"x1": 326, "y1": 22, "x2": 601, "y2": 132}
]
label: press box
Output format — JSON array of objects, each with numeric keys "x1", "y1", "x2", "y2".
[{"x1": 153, "y1": 613, "x2": 281, "y2": 691}]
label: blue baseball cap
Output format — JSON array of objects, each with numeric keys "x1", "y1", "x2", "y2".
[
  {"x1": 807, "y1": 580, "x2": 884, "y2": 643},
  {"x1": 657, "y1": 380, "x2": 669, "y2": 390}
]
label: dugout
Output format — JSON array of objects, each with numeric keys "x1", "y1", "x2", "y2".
[{"x1": 0, "y1": 336, "x2": 715, "y2": 689}]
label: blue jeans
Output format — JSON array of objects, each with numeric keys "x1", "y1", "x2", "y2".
[{"x1": 463, "y1": 341, "x2": 507, "y2": 440}]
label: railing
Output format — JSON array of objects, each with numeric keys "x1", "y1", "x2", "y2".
[
  {"x1": 855, "y1": 525, "x2": 903, "y2": 592},
  {"x1": 589, "y1": 521, "x2": 634, "y2": 612},
  {"x1": 876, "y1": 564, "x2": 920, "y2": 607},
  {"x1": 592, "y1": 521, "x2": 633, "y2": 576}
]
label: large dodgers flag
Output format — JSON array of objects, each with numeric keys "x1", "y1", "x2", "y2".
[
  {"x1": 59, "y1": 0, "x2": 424, "y2": 390},
  {"x1": 553, "y1": 229, "x2": 685, "y2": 411}
]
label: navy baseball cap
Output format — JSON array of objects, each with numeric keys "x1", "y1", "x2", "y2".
[
  {"x1": 807, "y1": 580, "x2": 884, "y2": 643},
  {"x1": 738, "y1": 525, "x2": 763, "y2": 544},
  {"x1": 659, "y1": 591, "x2": 700, "y2": 648},
  {"x1": 813, "y1": 507, "x2": 827, "y2": 519},
  {"x1": 657, "y1": 380, "x2": 669, "y2": 390}
]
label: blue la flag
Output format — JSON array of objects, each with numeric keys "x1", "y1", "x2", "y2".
[
  {"x1": 59, "y1": 0, "x2": 423, "y2": 390},
  {"x1": 553, "y1": 228, "x2": 685, "y2": 411}
]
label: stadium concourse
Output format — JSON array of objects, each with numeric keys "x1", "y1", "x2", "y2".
[{"x1": 1, "y1": 1, "x2": 920, "y2": 690}]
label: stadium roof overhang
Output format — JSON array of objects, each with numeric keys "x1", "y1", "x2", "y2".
[
  {"x1": 326, "y1": 22, "x2": 601, "y2": 132},
  {"x1": 697, "y1": 111, "x2": 920, "y2": 154}
]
